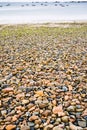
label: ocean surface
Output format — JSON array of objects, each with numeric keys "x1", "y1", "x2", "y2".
[{"x1": 0, "y1": 1, "x2": 87, "y2": 24}]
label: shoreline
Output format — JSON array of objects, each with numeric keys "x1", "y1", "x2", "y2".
[{"x1": 0, "y1": 21, "x2": 87, "y2": 28}]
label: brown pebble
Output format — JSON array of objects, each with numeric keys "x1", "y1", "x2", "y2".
[
  {"x1": 29, "y1": 106, "x2": 36, "y2": 112},
  {"x1": 2, "y1": 88, "x2": 14, "y2": 93},
  {"x1": 53, "y1": 105, "x2": 65, "y2": 116},
  {"x1": 44, "y1": 124, "x2": 53, "y2": 130},
  {"x1": 5, "y1": 125, "x2": 16, "y2": 130},
  {"x1": 35, "y1": 90, "x2": 44, "y2": 97},
  {"x1": 53, "y1": 126, "x2": 63, "y2": 130},
  {"x1": 42, "y1": 110, "x2": 51, "y2": 117},
  {"x1": 29, "y1": 115, "x2": 38, "y2": 121}
]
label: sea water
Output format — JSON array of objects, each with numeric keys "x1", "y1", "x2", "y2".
[{"x1": 0, "y1": 1, "x2": 87, "y2": 24}]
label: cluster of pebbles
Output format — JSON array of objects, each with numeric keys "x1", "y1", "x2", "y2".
[{"x1": 0, "y1": 24, "x2": 87, "y2": 130}]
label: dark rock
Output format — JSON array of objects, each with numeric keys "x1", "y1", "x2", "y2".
[
  {"x1": 1, "y1": 84, "x2": 9, "y2": 89},
  {"x1": 14, "y1": 120, "x2": 20, "y2": 125},
  {"x1": 30, "y1": 126, "x2": 35, "y2": 130},
  {"x1": 83, "y1": 116, "x2": 87, "y2": 120},
  {"x1": 16, "y1": 127, "x2": 20, "y2": 130},
  {"x1": 41, "y1": 119, "x2": 46, "y2": 123},
  {"x1": 19, "y1": 117, "x2": 24, "y2": 122},
  {"x1": 26, "y1": 112, "x2": 31, "y2": 117},
  {"x1": 62, "y1": 86, "x2": 68, "y2": 92},
  {"x1": 50, "y1": 119, "x2": 55, "y2": 124}
]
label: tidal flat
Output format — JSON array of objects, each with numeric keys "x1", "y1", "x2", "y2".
[{"x1": 0, "y1": 23, "x2": 87, "y2": 130}]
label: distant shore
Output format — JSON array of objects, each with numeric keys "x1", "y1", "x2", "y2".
[{"x1": 0, "y1": 21, "x2": 87, "y2": 28}]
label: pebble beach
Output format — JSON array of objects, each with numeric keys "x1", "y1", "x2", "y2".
[{"x1": 0, "y1": 23, "x2": 87, "y2": 130}]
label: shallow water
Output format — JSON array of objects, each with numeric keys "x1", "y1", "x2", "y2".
[{"x1": 0, "y1": 2, "x2": 87, "y2": 24}]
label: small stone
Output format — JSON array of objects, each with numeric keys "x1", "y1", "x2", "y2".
[
  {"x1": 44, "y1": 124, "x2": 53, "y2": 130},
  {"x1": 68, "y1": 85, "x2": 73, "y2": 91},
  {"x1": 26, "y1": 112, "x2": 31, "y2": 117},
  {"x1": 42, "y1": 110, "x2": 51, "y2": 117},
  {"x1": 78, "y1": 120, "x2": 86, "y2": 128},
  {"x1": 69, "y1": 122, "x2": 83, "y2": 130},
  {"x1": 39, "y1": 103, "x2": 48, "y2": 109},
  {"x1": 16, "y1": 93, "x2": 25, "y2": 99},
  {"x1": 27, "y1": 103, "x2": 34, "y2": 109},
  {"x1": 56, "y1": 118, "x2": 61, "y2": 123},
  {"x1": 62, "y1": 86, "x2": 68, "y2": 92},
  {"x1": 53, "y1": 105, "x2": 65, "y2": 116},
  {"x1": 67, "y1": 106, "x2": 76, "y2": 112},
  {"x1": 76, "y1": 108, "x2": 83, "y2": 112},
  {"x1": 21, "y1": 124, "x2": 30, "y2": 130},
  {"x1": 2, "y1": 87, "x2": 14, "y2": 93},
  {"x1": 35, "y1": 90, "x2": 44, "y2": 96},
  {"x1": 29, "y1": 115, "x2": 38, "y2": 121},
  {"x1": 5, "y1": 116, "x2": 12, "y2": 122},
  {"x1": 83, "y1": 116, "x2": 87, "y2": 120},
  {"x1": 5, "y1": 73, "x2": 13, "y2": 80},
  {"x1": 22, "y1": 99, "x2": 29, "y2": 105},
  {"x1": 64, "y1": 95, "x2": 69, "y2": 101},
  {"x1": 29, "y1": 106, "x2": 36, "y2": 112},
  {"x1": 0, "y1": 100, "x2": 1, "y2": 107},
  {"x1": 1, "y1": 110, "x2": 7, "y2": 116},
  {"x1": 28, "y1": 122, "x2": 35, "y2": 127},
  {"x1": 69, "y1": 115, "x2": 76, "y2": 123},
  {"x1": 61, "y1": 116, "x2": 69, "y2": 123},
  {"x1": 16, "y1": 127, "x2": 20, "y2": 130},
  {"x1": 33, "y1": 111, "x2": 39, "y2": 116},
  {"x1": 53, "y1": 126, "x2": 63, "y2": 130},
  {"x1": 35, "y1": 119, "x2": 41, "y2": 125},
  {"x1": 12, "y1": 115, "x2": 18, "y2": 122},
  {"x1": 35, "y1": 124, "x2": 39, "y2": 129},
  {"x1": 82, "y1": 108, "x2": 87, "y2": 116},
  {"x1": 5, "y1": 125, "x2": 16, "y2": 130},
  {"x1": 1, "y1": 84, "x2": 9, "y2": 89},
  {"x1": 52, "y1": 100, "x2": 57, "y2": 106}
]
